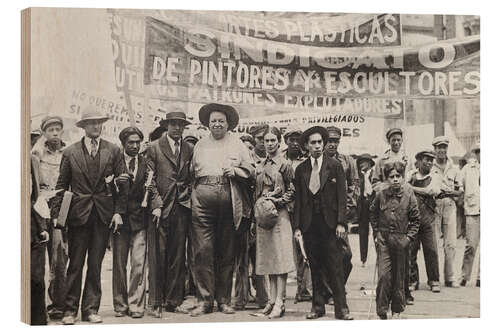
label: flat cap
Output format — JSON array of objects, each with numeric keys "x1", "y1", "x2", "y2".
[
  {"x1": 385, "y1": 128, "x2": 403, "y2": 141},
  {"x1": 40, "y1": 116, "x2": 63, "y2": 131},
  {"x1": 248, "y1": 124, "x2": 269, "y2": 137},
  {"x1": 415, "y1": 150, "x2": 436, "y2": 160},
  {"x1": 283, "y1": 127, "x2": 302, "y2": 141},
  {"x1": 326, "y1": 126, "x2": 342, "y2": 139},
  {"x1": 432, "y1": 136, "x2": 450, "y2": 147},
  {"x1": 119, "y1": 126, "x2": 144, "y2": 144}
]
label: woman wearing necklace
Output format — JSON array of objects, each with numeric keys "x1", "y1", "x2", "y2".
[{"x1": 251, "y1": 126, "x2": 296, "y2": 319}]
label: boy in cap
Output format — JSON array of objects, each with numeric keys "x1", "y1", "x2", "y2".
[
  {"x1": 370, "y1": 162, "x2": 420, "y2": 319},
  {"x1": 249, "y1": 124, "x2": 269, "y2": 162},
  {"x1": 431, "y1": 136, "x2": 463, "y2": 288},
  {"x1": 32, "y1": 116, "x2": 68, "y2": 320},
  {"x1": 407, "y1": 150, "x2": 441, "y2": 293}
]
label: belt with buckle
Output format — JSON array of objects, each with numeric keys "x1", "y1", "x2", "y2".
[{"x1": 196, "y1": 175, "x2": 229, "y2": 185}]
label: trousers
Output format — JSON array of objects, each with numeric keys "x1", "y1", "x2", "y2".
[
  {"x1": 64, "y1": 208, "x2": 110, "y2": 317},
  {"x1": 461, "y1": 215, "x2": 480, "y2": 282},
  {"x1": 376, "y1": 232, "x2": 409, "y2": 316},
  {"x1": 47, "y1": 224, "x2": 68, "y2": 314},
  {"x1": 408, "y1": 220, "x2": 440, "y2": 286},
  {"x1": 31, "y1": 240, "x2": 47, "y2": 325},
  {"x1": 112, "y1": 228, "x2": 147, "y2": 313},
  {"x1": 191, "y1": 183, "x2": 236, "y2": 307},
  {"x1": 434, "y1": 198, "x2": 457, "y2": 282},
  {"x1": 304, "y1": 213, "x2": 349, "y2": 317}
]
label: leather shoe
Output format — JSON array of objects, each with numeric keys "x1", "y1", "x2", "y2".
[
  {"x1": 460, "y1": 279, "x2": 467, "y2": 287},
  {"x1": 150, "y1": 306, "x2": 162, "y2": 318},
  {"x1": 476, "y1": 280, "x2": 480, "y2": 288},
  {"x1": 445, "y1": 281, "x2": 460, "y2": 288},
  {"x1": 61, "y1": 315, "x2": 76, "y2": 325},
  {"x1": 406, "y1": 295, "x2": 415, "y2": 305},
  {"x1": 378, "y1": 313, "x2": 387, "y2": 320},
  {"x1": 306, "y1": 312, "x2": 325, "y2": 320},
  {"x1": 190, "y1": 305, "x2": 213, "y2": 317},
  {"x1": 48, "y1": 309, "x2": 64, "y2": 320},
  {"x1": 431, "y1": 285, "x2": 441, "y2": 293},
  {"x1": 82, "y1": 314, "x2": 102, "y2": 323},
  {"x1": 115, "y1": 310, "x2": 128, "y2": 317},
  {"x1": 218, "y1": 304, "x2": 235, "y2": 314},
  {"x1": 130, "y1": 312, "x2": 144, "y2": 319},
  {"x1": 335, "y1": 313, "x2": 354, "y2": 320},
  {"x1": 165, "y1": 304, "x2": 190, "y2": 314}
]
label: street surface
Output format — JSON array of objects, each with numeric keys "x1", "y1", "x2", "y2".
[{"x1": 46, "y1": 232, "x2": 479, "y2": 325}]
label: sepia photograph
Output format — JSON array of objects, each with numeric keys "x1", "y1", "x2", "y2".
[{"x1": 21, "y1": 6, "x2": 480, "y2": 326}]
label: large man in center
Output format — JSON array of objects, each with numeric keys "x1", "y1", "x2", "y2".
[
  {"x1": 190, "y1": 103, "x2": 254, "y2": 316},
  {"x1": 293, "y1": 126, "x2": 353, "y2": 320},
  {"x1": 147, "y1": 111, "x2": 194, "y2": 317}
]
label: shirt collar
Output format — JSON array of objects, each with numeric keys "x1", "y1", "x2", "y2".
[
  {"x1": 166, "y1": 134, "x2": 180, "y2": 149},
  {"x1": 84, "y1": 136, "x2": 100, "y2": 152},
  {"x1": 310, "y1": 154, "x2": 323, "y2": 166},
  {"x1": 123, "y1": 152, "x2": 137, "y2": 164}
]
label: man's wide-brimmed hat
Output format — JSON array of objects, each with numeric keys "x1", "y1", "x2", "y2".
[
  {"x1": 356, "y1": 153, "x2": 376, "y2": 168},
  {"x1": 198, "y1": 103, "x2": 239, "y2": 131},
  {"x1": 300, "y1": 126, "x2": 329, "y2": 151},
  {"x1": 75, "y1": 106, "x2": 109, "y2": 128},
  {"x1": 159, "y1": 110, "x2": 192, "y2": 128}
]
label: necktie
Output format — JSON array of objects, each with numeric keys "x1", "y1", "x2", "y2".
[
  {"x1": 363, "y1": 170, "x2": 373, "y2": 197},
  {"x1": 90, "y1": 139, "x2": 98, "y2": 158},
  {"x1": 129, "y1": 157, "x2": 136, "y2": 174},
  {"x1": 309, "y1": 158, "x2": 320, "y2": 194},
  {"x1": 174, "y1": 140, "x2": 180, "y2": 158}
]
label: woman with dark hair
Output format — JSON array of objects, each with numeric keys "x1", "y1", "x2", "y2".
[
  {"x1": 369, "y1": 161, "x2": 420, "y2": 319},
  {"x1": 252, "y1": 126, "x2": 295, "y2": 319}
]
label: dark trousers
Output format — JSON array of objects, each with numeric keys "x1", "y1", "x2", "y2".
[
  {"x1": 293, "y1": 239, "x2": 312, "y2": 297},
  {"x1": 408, "y1": 221, "x2": 440, "y2": 286},
  {"x1": 148, "y1": 203, "x2": 188, "y2": 307},
  {"x1": 191, "y1": 183, "x2": 236, "y2": 307},
  {"x1": 112, "y1": 228, "x2": 147, "y2": 313},
  {"x1": 376, "y1": 232, "x2": 409, "y2": 316},
  {"x1": 31, "y1": 241, "x2": 47, "y2": 325},
  {"x1": 303, "y1": 213, "x2": 349, "y2": 317},
  {"x1": 358, "y1": 199, "x2": 371, "y2": 263},
  {"x1": 47, "y1": 223, "x2": 68, "y2": 314},
  {"x1": 64, "y1": 208, "x2": 110, "y2": 317},
  {"x1": 234, "y1": 230, "x2": 268, "y2": 307}
]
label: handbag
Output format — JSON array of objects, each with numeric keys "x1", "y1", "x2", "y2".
[{"x1": 254, "y1": 196, "x2": 279, "y2": 230}]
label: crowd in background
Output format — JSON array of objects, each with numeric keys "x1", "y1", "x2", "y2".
[{"x1": 29, "y1": 102, "x2": 480, "y2": 324}]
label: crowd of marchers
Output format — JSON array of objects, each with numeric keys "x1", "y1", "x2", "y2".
[{"x1": 29, "y1": 102, "x2": 480, "y2": 324}]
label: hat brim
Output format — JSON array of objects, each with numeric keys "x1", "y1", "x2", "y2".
[
  {"x1": 199, "y1": 103, "x2": 239, "y2": 131},
  {"x1": 300, "y1": 126, "x2": 329, "y2": 151},
  {"x1": 159, "y1": 118, "x2": 192, "y2": 128},
  {"x1": 75, "y1": 116, "x2": 109, "y2": 128},
  {"x1": 357, "y1": 157, "x2": 375, "y2": 168}
]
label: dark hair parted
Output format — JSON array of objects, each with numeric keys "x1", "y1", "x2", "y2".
[
  {"x1": 383, "y1": 161, "x2": 406, "y2": 179},
  {"x1": 263, "y1": 126, "x2": 282, "y2": 143},
  {"x1": 119, "y1": 126, "x2": 144, "y2": 145}
]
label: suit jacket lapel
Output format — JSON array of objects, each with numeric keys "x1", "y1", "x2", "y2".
[
  {"x1": 96, "y1": 140, "x2": 111, "y2": 188},
  {"x1": 158, "y1": 135, "x2": 178, "y2": 167},
  {"x1": 302, "y1": 158, "x2": 312, "y2": 193},
  {"x1": 72, "y1": 140, "x2": 91, "y2": 186},
  {"x1": 319, "y1": 155, "x2": 330, "y2": 191},
  {"x1": 132, "y1": 155, "x2": 146, "y2": 192}
]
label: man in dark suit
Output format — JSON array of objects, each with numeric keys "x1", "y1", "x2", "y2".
[
  {"x1": 293, "y1": 126, "x2": 353, "y2": 320},
  {"x1": 51, "y1": 107, "x2": 121, "y2": 325},
  {"x1": 147, "y1": 110, "x2": 193, "y2": 318},
  {"x1": 111, "y1": 127, "x2": 149, "y2": 319}
]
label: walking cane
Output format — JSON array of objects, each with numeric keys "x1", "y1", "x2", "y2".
[{"x1": 367, "y1": 257, "x2": 378, "y2": 319}]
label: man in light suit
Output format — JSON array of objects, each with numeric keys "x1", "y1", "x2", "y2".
[
  {"x1": 147, "y1": 111, "x2": 194, "y2": 318},
  {"x1": 293, "y1": 126, "x2": 353, "y2": 320},
  {"x1": 51, "y1": 107, "x2": 121, "y2": 325},
  {"x1": 112, "y1": 127, "x2": 149, "y2": 319}
]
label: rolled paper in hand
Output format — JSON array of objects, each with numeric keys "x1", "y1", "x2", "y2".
[{"x1": 141, "y1": 169, "x2": 154, "y2": 208}]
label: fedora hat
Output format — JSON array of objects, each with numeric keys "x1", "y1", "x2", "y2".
[
  {"x1": 300, "y1": 126, "x2": 329, "y2": 151},
  {"x1": 75, "y1": 106, "x2": 109, "y2": 128},
  {"x1": 199, "y1": 103, "x2": 239, "y2": 131},
  {"x1": 159, "y1": 110, "x2": 192, "y2": 128}
]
